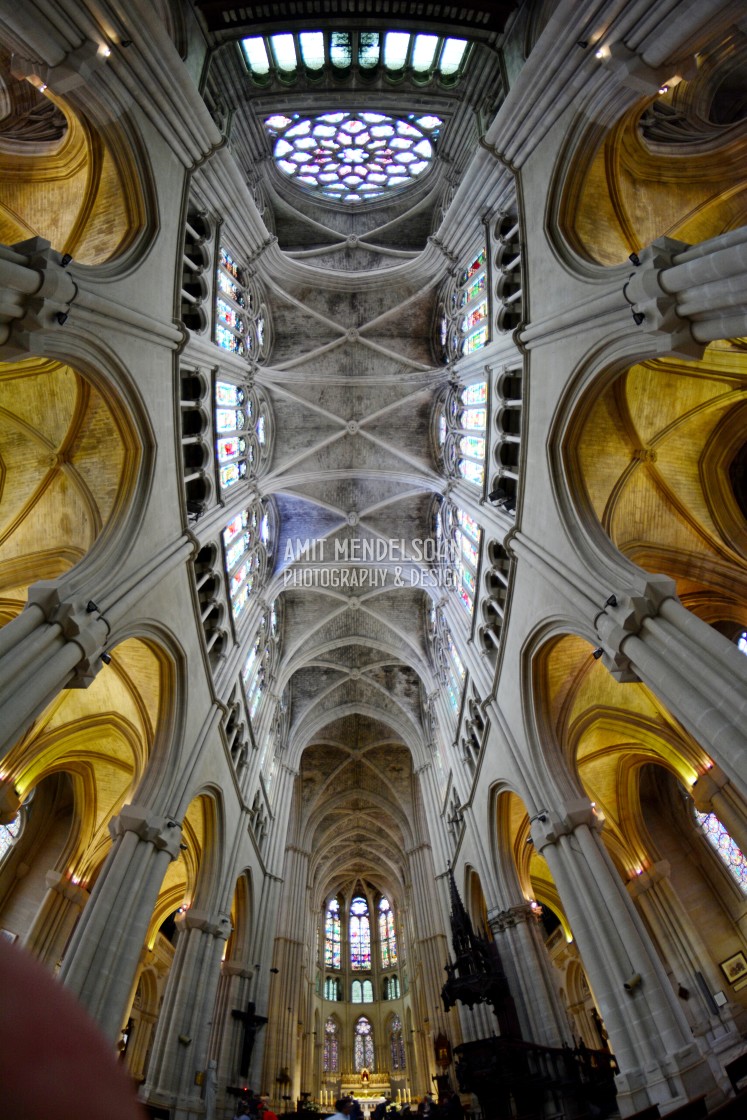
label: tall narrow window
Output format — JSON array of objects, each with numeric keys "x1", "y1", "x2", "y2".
[
  {"x1": 435, "y1": 381, "x2": 488, "y2": 491},
  {"x1": 379, "y1": 897, "x2": 398, "y2": 968},
  {"x1": 390, "y1": 1015, "x2": 406, "y2": 1070},
  {"x1": 324, "y1": 977, "x2": 340, "y2": 1001},
  {"x1": 0, "y1": 811, "x2": 21, "y2": 862},
  {"x1": 323, "y1": 1018, "x2": 339, "y2": 1072},
  {"x1": 350, "y1": 895, "x2": 371, "y2": 970},
  {"x1": 325, "y1": 898, "x2": 341, "y2": 969},
  {"x1": 694, "y1": 809, "x2": 747, "y2": 891},
  {"x1": 242, "y1": 600, "x2": 278, "y2": 722},
  {"x1": 354, "y1": 1017, "x2": 374, "y2": 1071}
]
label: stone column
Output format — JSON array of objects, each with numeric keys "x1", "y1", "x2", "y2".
[
  {"x1": 22, "y1": 870, "x2": 90, "y2": 968},
  {"x1": 628, "y1": 861, "x2": 739, "y2": 1086},
  {"x1": 532, "y1": 799, "x2": 721, "y2": 1116},
  {"x1": 58, "y1": 804, "x2": 182, "y2": 1040},
  {"x1": 142, "y1": 908, "x2": 232, "y2": 1119},
  {"x1": 593, "y1": 579, "x2": 747, "y2": 798},
  {"x1": 211, "y1": 961, "x2": 254, "y2": 1105},
  {"x1": 487, "y1": 902, "x2": 568, "y2": 1048}
]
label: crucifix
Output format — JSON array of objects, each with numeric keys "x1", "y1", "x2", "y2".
[{"x1": 231, "y1": 1000, "x2": 268, "y2": 1076}]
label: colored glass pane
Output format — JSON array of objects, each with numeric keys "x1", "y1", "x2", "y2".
[
  {"x1": 232, "y1": 584, "x2": 248, "y2": 619},
  {"x1": 390, "y1": 1015, "x2": 405, "y2": 1069},
  {"x1": 216, "y1": 381, "x2": 242, "y2": 407},
  {"x1": 738, "y1": 632, "x2": 747, "y2": 654},
  {"x1": 384, "y1": 31, "x2": 410, "y2": 68},
  {"x1": 217, "y1": 271, "x2": 244, "y2": 303},
  {"x1": 350, "y1": 896, "x2": 371, "y2": 970},
  {"x1": 457, "y1": 509, "x2": 480, "y2": 540},
  {"x1": 219, "y1": 248, "x2": 242, "y2": 278},
  {"x1": 225, "y1": 533, "x2": 249, "y2": 571},
  {"x1": 438, "y1": 415, "x2": 446, "y2": 446},
  {"x1": 354, "y1": 1018, "x2": 374, "y2": 1072},
  {"x1": 379, "y1": 897, "x2": 398, "y2": 968},
  {"x1": 325, "y1": 899, "x2": 341, "y2": 968},
  {"x1": 216, "y1": 408, "x2": 245, "y2": 433},
  {"x1": 459, "y1": 435, "x2": 485, "y2": 461},
  {"x1": 217, "y1": 436, "x2": 245, "y2": 463},
  {"x1": 217, "y1": 298, "x2": 245, "y2": 332},
  {"x1": 463, "y1": 299, "x2": 488, "y2": 331},
  {"x1": 464, "y1": 325, "x2": 489, "y2": 353},
  {"x1": 459, "y1": 459, "x2": 484, "y2": 486},
  {"x1": 299, "y1": 31, "x2": 325, "y2": 69},
  {"x1": 223, "y1": 510, "x2": 248, "y2": 545},
  {"x1": 219, "y1": 463, "x2": 240, "y2": 489},
  {"x1": 323, "y1": 1018, "x2": 339, "y2": 1072},
  {"x1": 695, "y1": 810, "x2": 747, "y2": 889},
  {"x1": 461, "y1": 407, "x2": 486, "y2": 430},
  {"x1": 412, "y1": 34, "x2": 439, "y2": 71},
  {"x1": 216, "y1": 324, "x2": 244, "y2": 354}
]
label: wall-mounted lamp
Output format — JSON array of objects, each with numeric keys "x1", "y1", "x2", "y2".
[
  {"x1": 632, "y1": 310, "x2": 645, "y2": 326},
  {"x1": 628, "y1": 253, "x2": 640, "y2": 266},
  {"x1": 592, "y1": 648, "x2": 604, "y2": 660},
  {"x1": 101, "y1": 652, "x2": 112, "y2": 665},
  {"x1": 61, "y1": 253, "x2": 73, "y2": 267},
  {"x1": 55, "y1": 312, "x2": 68, "y2": 326},
  {"x1": 604, "y1": 594, "x2": 617, "y2": 608},
  {"x1": 624, "y1": 972, "x2": 642, "y2": 992},
  {"x1": 178, "y1": 1034, "x2": 192, "y2": 1046}
]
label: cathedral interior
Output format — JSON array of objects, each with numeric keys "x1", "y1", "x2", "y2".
[{"x1": 1, "y1": 1, "x2": 747, "y2": 1118}]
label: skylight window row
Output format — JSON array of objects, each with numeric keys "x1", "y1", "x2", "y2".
[{"x1": 240, "y1": 30, "x2": 469, "y2": 85}]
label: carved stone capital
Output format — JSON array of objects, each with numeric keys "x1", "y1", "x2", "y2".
[
  {"x1": 45, "y1": 869, "x2": 90, "y2": 906},
  {"x1": 530, "y1": 798, "x2": 602, "y2": 851},
  {"x1": 109, "y1": 805, "x2": 183, "y2": 860},
  {"x1": 177, "y1": 909, "x2": 233, "y2": 939}
]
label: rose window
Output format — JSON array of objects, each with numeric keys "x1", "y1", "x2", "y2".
[{"x1": 264, "y1": 110, "x2": 442, "y2": 203}]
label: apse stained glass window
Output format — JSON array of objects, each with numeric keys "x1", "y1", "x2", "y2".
[
  {"x1": 222, "y1": 501, "x2": 271, "y2": 623},
  {"x1": 325, "y1": 898, "x2": 341, "y2": 969},
  {"x1": 351, "y1": 979, "x2": 374, "y2": 1003},
  {"x1": 350, "y1": 895, "x2": 371, "y2": 970},
  {"x1": 379, "y1": 897, "x2": 398, "y2": 968},
  {"x1": 323, "y1": 1018, "x2": 339, "y2": 1073},
  {"x1": 242, "y1": 601, "x2": 278, "y2": 723},
  {"x1": 390, "y1": 1015, "x2": 406, "y2": 1070},
  {"x1": 457, "y1": 382, "x2": 487, "y2": 487},
  {"x1": 354, "y1": 1017, "x2": 374, "y2": 1072},
  {"x1": 216, "y1": 248, "x2": 250, "y2": 356},
  {"x1": 0, "y1": 812, "x2": 21, "y2": 862},
  {"x1": 264, "y1": 111, "x2": 442, "y2": 204},
  {"x1": 455, "y1": 507, "x2": 481, "y2": 615},
  {"x1": 695, "y1": 809, "x2": 747, "y2": 891},
  {"x1": 437, "y1": 250, "x2": 490, "y2": 360}
]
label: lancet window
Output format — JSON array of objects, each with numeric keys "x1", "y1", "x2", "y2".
[
  {"x1": 241, "y1": 600, "x2": 280, "y2": 723},
  {"x1": 378, "y1": 897, "x2": 398, "y2": 968},
  {"x1": 222, "y1": 499, "x2": 272, "y2": 622},
  {"x1": 354, "y1": 1017, "x2": 374, "y2": 1071},
  {"x1": 350, "y1": 895, "x2": 371, "y2": 970},
  {"x1": 215, "y1": 247, "x2": 267, "y2": 358},
  {"x1": 323, "y1": 1018, "x2": 339, "y2": 1073},
  {"x1": 324, "y1": 897, "x2": 342, "y2": 969},
  {"x1": 430, "y1": 607, "x2": 466, "y2": 715},
  {"x1": 436, "y1": 381, "x2": 488, "y2": 490},
  {"x1": 435, "y1": 499, "x2": 482, "y2": 616},
  {"x1": 389, "y1": 1015, "x2": 406, "y2": 1070},
  {"x1": 215, "y1": 381, "x2": 272, "y2": 492},
  {"x1": 324, "y1": 976, "x2": 341, "y2": 1001},
  {"x1": 382, "y1": 975, "x2": 400, "y2": 1000},
  {"x1": 437, "y1": 253, "x2": 490, "y2": 360},
  {"x1": 694, "y1": 808, "x2": 747, "y2": 891},
  {"x1": 351, "y1": 979, "x2": 374, "y2": 1003}
]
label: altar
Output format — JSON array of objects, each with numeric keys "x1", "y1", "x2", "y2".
[{"x1": 339, "y1": 1069, "x2": 390, "y2": 1100}]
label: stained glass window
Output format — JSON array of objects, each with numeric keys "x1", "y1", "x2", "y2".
[
  {"x1": 457, "y1": 382, "x2": 487, "y2": 488},
  {"x1": 323, "y1": 1018, "x2": 339, "y2": 1073},
  {"x1": 437, "y1": 248, "x2": 490, "y2": 360},
  {"x1": 383, "y1": 974, "x2": 400, "y2": 1000},
  {"x1": 350, "y1": 895, "x2": 371, "y2": 970},
  {"x1": 455, "y1": 507, "x2": 481, "y2": 615},
  {"x1": 354, "y1": 1017, "x2": 374, "y2": 1072},
  {"x1": 324, "y1": 976, "x2": 340, "y2": 1001},
  {"x1": 390, "y1": 1015, "x2": 406, "y2": 1070},
  {"x1": 0, "y1": 812, "x2": 21, "y2": 861},
  {"x1": 214, "y1": 382, "x2": 271, "y2": 493},
  {"x1": 352, "y1": 979, "x2": 374, "y2": 1003},
  {"x1": 222, "y1": 504, "x2": 268, "y2": 622},
  {"x1": 695, "y1": 809, "x2": 747, "y2": 891},
  {"x1": 325, "y1": 898, "x2": 341, "y2": 969},
  {"x1": 264, "y1": 111, "x2": 442, "y2": 204},
  {"x1": 379, "y1": 897, "x2": 398, "y2": 968},
  {"x1": 242, "y1": 601, "x2": 279, "y2": 724},
  {"x1": 738, "y1": 631, "x2": 747, "y2": 654}
]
